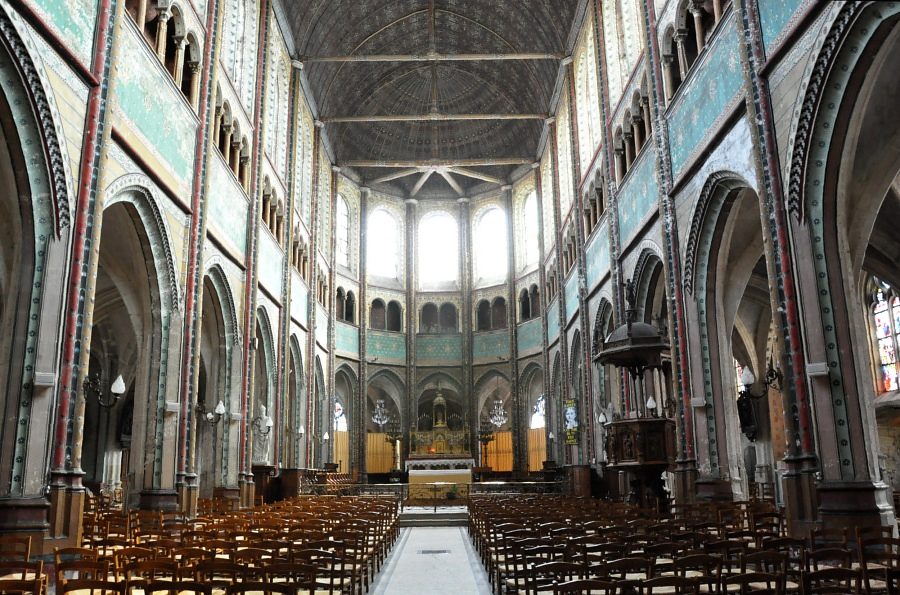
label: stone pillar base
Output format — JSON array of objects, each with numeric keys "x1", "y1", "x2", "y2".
[
  {"x1": 239, "y1": 475, "x2": 255, "y2": 509},
  {"x1": 0, "y1": 496, "x2": 53, "y2": 555},
  {"x1": 177, "y1": 477, "x2": 198, "y2": 519},
  {"x1": 673, "y1": 458, "x2": 698, "y2": 505},
  {"x1": 817, "y1": 480, "x2": 897, "y2": 539},
  {"x1": 213, "y1": 486, "x2": 240, "y2": 511},
  {"x1": 781, "y1": 456, "x2": 819, "y2": 537},
  {"x1": 695, "y1": 476, "x2": 734, "y2": 501},
  {"x1": 139, "y1": 489, "x2": 178, "y2": 511}
]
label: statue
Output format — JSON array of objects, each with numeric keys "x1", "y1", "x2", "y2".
[{"x1": 252, "y1": 404, "x2": 273, "y2": 464}]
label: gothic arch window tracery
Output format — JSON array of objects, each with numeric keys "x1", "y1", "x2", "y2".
[
  {"x1": 869, "y1": 277, "x2": 900, "y2": 393},
  {"x1": 367, "y1": 208, "x2": 400, "y2": 279}
]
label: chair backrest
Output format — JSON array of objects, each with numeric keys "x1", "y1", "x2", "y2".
[
  {"x1": 143, "y1": 580, "x2": 213, "y2": 595},
  {"x1": 723, "y1": 571, "x2": 784, "y2": 595},
  {"x1": 639, "y1": 575, "x2": 700, "y2": 594},
  {"x1": 803, "y1": 547, "x2": 853, "y2": 572},
  {"x1": 804, "y1": 567, "x2": 862, "y2": 594},
  {"x1": 552, "y1": 578, "x2": 618, "y2": 594},
  {"x1": 0, "y1": 577, "x2": 43, "y2": 595},
  {"x1": 57, "y1": 559, "x2": 111, "y2": 586},
  {"x1": 0, "y1": 536, "x2": 31, "y2": 562},
  {"x1": 59, "y1": 578, "x2": 127, "y2": 595},
  {"x1": 225, "y1": 581, "x2": 296, "y2": 595}
]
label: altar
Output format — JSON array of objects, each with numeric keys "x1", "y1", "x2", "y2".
[{"x1": 407, "y1": 459, "x2": 475, "y2": 500}]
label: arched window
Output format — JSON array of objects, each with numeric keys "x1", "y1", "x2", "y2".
[
  {"x1": 492, "y1": 297, "x2": 508, "y2": 330},
  {"x1": 523, "y1": 192, "x2": 539, "y2": 267},
  {"x1": 476, "y1": 300, "x2": 491, "y2": 331},
  {"x1": 336, "y1": 287, "x2": 346, "y2": 322},
  {"x1": 368, "y1": 209, "x2": 399, "y2": 278},
  {"x1": 421, "y1": 303, "x2": 439, "y2": 334},
  {"x1": 439, "y1": 303, "x2": 458, "y2": 333},
  {"x1": 871, "y1": 279, "x2": 900, "y2": 392},
  {"x1": 345, "y1": 291, "x2": 356, "y2": 324},
  {"x1": 386, "y1": 301, "x2": 402, "y2": 332},
  {"x1": 419, "y1": 212, "x2": 458, "y2": 287},
  {"x1": 530, "y1": 284, "x2": 541, "y2": 314},
  {"x1": 475, "y1": 207, "x2": 508, "y2": 282},
  {"x1": 519, "y1": 289, "x2": 531, "y2": 321},
  {"x1": 336, "y1": 194, "x2": 350, "y2": 268},
  {"x1": 370, "y1": 299, "x2": 386, "y2": 330}
]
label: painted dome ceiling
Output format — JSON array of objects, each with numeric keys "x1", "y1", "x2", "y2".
[{"x1": 281, "y1": 0, "x2": 581, "y2": 197}]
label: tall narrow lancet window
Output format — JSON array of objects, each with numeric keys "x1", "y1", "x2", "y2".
[
  {"x1": 475, "y1": 207, "x2": 508, "y2": 283},
  {"x1": 419, "y1": 212, "x2": 458, "y2": 287},
  {"x1": 871, "y1": 278, "x2": 900, "y2": 392},
  {"x1": 368, "y1": 209, "x2": 399, "y2": 278},
  {"x1": 523, "y1": 192, "x2": 539, "y2": 267},
  {"x1": 336, "y1": 194, "x2": 350, "y2": 268}
]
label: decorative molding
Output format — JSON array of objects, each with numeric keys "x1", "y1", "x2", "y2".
[
  {"x1": 786, "y1": 2, "x2": 862, "y2": 221},
  {"x1": 682, "y1": 171, "x2": 747, "y2": 295},
  {"x1": 0, "y1": 6, "x2": 71, "y2": 234}
]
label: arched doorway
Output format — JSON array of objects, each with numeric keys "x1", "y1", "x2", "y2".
[
  {"x1": 476, "y1": 372, "x2": 512, "y2": 471},
  {"x1": 521, "y1": 365, "x2": 546, "y2": 472},
  {"x1": 251, "y1": 309, "x2": 275, "y2": 466},
  {"x1": 285, "y1": 337, "x2": 305, "y2": 468},
  {"x1": 686, "y1": 177, "x2": 778, "y2": 501},
  {"x1": 790, "y1": 3, "x2": 900, "y2": 527},
  {"x1": 83, "y1": 196, "x2": 170, "y2": 507},
  {"x1": 365, "y1": 371, "x2": 405, "y2": 477}
]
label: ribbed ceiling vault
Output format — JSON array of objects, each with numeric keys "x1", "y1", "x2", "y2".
[{"x1": 280, "y1": 0, "x2": 582, "y2": 197}]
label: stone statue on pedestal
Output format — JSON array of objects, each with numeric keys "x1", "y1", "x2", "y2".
[{"x1": 252, "y1": 404, "x2": 273, "y2": 464}]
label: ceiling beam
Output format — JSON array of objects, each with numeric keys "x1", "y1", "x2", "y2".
[
  {"x1": 342, "y1": 158, "x2": 532, "y2": 168},
  {"x1": 301, "y1": 52, "x2": 565, "y2": 63},
  {"x1": 321, "y1": 113, "x2": 547, "y2": 123},
  {"x1": 439, "y1": 171, "x2": 465, "y2": 196},
  {"x1": 446, "y1": 166, "x2": 504, "y2": 185},
  {"x1": 369, "y1": 168, "x2": 423, "y2": 184},
  {"x1": 410, "y1": 170, "x2": 435, "y2": 196}
]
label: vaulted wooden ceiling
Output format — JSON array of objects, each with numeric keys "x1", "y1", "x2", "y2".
[{"x1": 281, "y1": 0, "x2": 582, "y2": 197}]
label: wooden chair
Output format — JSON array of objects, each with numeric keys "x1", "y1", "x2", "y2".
[
  {"x1": 857, "y1": 536, "x2": 900, "y2": 594},
  {"x1": 803, "y1": 567, "x2": 862, "y2": 594},
  {"x1": 722, "y1": 571, "x2": 784, "y2": 595},
  {"x1": 552, "y1": 578, "x2": 618, "y2": 594},
  {"x1": 224, "y1": 582, "x2": 296, "y2": 595},
  {"x1": 639, "y1": 575, "x2": 700, "y2": 594},
  {"x1": 803, "y1": 548, "x2": 853, "y2": 573},
  {"x1": 0, "y1": 576, "x2": 43, "y2": 595},
  {"x1": 0, "y1": 537, "x2": 31, "y2": 562},
  {"x1": 56, "y1": 560, "x2": 111, "y2": 590},
  {"x1": 143, "y1": 580, "x2": 213, "y2": 595},
  {"x1": 58, "y1": 578, "x2": 127, "y2": 595}
]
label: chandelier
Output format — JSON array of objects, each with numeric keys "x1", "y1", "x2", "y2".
[
  {"x1": 371, "y1": 399, "x2": 390, "y2": 428},
  {"x1": 489, "y1": 399, "x2": 507, "y2": 427}
]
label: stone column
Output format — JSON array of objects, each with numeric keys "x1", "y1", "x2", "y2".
[
  {"x1": 155, "y1": 9, "x2": 170, "y2": 62},
  {"x1": 404, "y1": 198, "x2": 418, "y2": 466},
  {"x1": 502, "y1": 185, "x2": 523, "y2": 471},
  {"x1": 240, "y1": 156, "x2": 250, "y2": 192},
  {"x1": 614, "y1": 147, "x2": 625, "y2": 183},
  {"x1": 631, "y1": 116, "x2": 644, "y2": 154},
  {"x1": 173, "y1": 37, "x2": 187, "y2": 85},
  {"x1": 221, "y1": 124, "x2": 233, "y2": 166},
  {"x1": 458, "y1": 198, "x2": 475, "y2": 455},
  {"x1": 135, "y1": 0, "x2": 148, "y2": 32},
  {"x1": 690, "y1": 3, "x2": 707, "y2": 52},
  {"x1": 230, "y1": 138, "x2": 242, "y2": 175},
  {"x1": 357, "y1": 188, "x2": 370, "y2": 481},
  {"x1": 641, "y1": 97, "x2": 653, "y2": 137},
  {"x1": 189, "y1": 63, "x2": 201, "y2": 111},
  {"x1": 712, "y1": 0, "x2": 723, "y2": 24},
  {"x1": 674, "y1": 30, "x2": 690, "y2": 80},
  {"x1": 662, "y1": 54, "x2": 676, "y2": 102}
]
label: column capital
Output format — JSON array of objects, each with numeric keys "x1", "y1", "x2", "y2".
[
  {"x1": 456, "y1": 197, "x2": 470, "y2": 204},
  {"x1": 314, "y1": 120, "x2": 325, "y2": 129},
  {"x1": 531, "y1": 162, "x2": 540, "y2": 170},
  {"x1": 501, "y1": 184, "x2": 513, "y2": 192},
  {"x1": 545, "y1": 116, "x2": 556, "y2": 126},
  {"x1": 673, "y1": 29, "x2": 689, "y2": 43},
  {"x1": 404, "y1": 198, "x2": 418, "y2": 206},
  {"x1": 560, "y1": 55, "x2": 574, "y2": 67},
  {"x1": 359, "y1": 186, "x2": 370, "y2": 196},
  {"x1": 662, "y1": 52, "x2": 676, "y2": 64},
  {"x1": 331, "y1": 166, "x2": 341, "y2": 174}
]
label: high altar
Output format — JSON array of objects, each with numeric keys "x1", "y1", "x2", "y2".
[{"x1": 406, "y1": 391, "x2": 474, "y2": 499}]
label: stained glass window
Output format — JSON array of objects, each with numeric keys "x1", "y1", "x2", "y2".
[{"x1": 872, "y1": 282, "x2": 900, "y2": 393}]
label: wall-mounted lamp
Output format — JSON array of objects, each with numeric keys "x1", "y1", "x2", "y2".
[
  {"x1": 198, "y1": 399, "x2": 227, "y2": 425},
  {"x1": 736, "y1": 360, "x2": 783, "y2": 441},
  {"x1": 84, "y1": 373, "x2": 126, "y2": 408},
  {"x1": 646, "y1": 394, "x2": 658, "y2": 416},
  {"x1": 598, "y1": 411, "x2": 608, "y2": 425},
  {"x1": 548, "y1": 431, "x2": 555, "y2": 441},
  {"x1": 298, "y1": 426, "x2": 305, "y2": 438},
  {"x1": 322, "y1": 431, "x2": 330, "y2": 442}
]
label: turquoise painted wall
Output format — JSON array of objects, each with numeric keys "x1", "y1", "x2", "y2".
[
  {"x1": 27, "y1": 0, "x2": 98, "y2": 65},
  {"x1": 667, "y1": 16, "x2": 742, "y2": 178},
  {"x1": 585, "y1": 221, "x2": 610, "y2": 290},
  {"x1": 547, "y1": 299, "x2": 560, "y2": 343},
  {"x1": 617, "y1": 147, "x2": 658, "y2": 248},
  {"x1": 207, "y1": 159, "x2": 248, "y2": 259},
  {"x1": 116, "y1": 27, "x2": 197, "y2": 186},
  {"x1": 290, "y1": 275, "x2": 308, "y2": 324},
  {"x1": 416, "y1": 334, "x2": 463, "y2": 364},
  {"x1": 565, "y1": 272, "x2": 579, "y2": 323},
  {"x1": 517, "y1": 318, "x2": 542, "y2": 355},
  {"x1": 367, "y1": 330, "x2": 406, "y2": 363},
  {"x1": 758, "y1": 0, "x2": 804, "y2": 54},
  {"x1": 474, "y1": 330, "x2": 510, "y2": 362},
  {"x1": 257, "y1": 232, "x2": 283, "y2": 295},
  {"x1": 315, "y1": 305, "x2": 328, "y2": 347},
  {"x1": 335, "y1": 321, "x2": 359, "y2": 355}
]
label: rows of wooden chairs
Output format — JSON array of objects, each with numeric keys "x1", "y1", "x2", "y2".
[
  {"x1": 468, "y1": 494, "x2": 900, "y2": 594},
  {"x1": 36, "y1": 494, "x2": 398, "y2": 594}
]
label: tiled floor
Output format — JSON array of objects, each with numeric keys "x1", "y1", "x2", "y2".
[{"x1": 370, "y1": 527, "x2": 491, "y2": 594}]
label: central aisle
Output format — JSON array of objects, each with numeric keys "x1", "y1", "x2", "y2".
[{"x1": 370, "y1": 527, "x2": 492, "y2": 594}]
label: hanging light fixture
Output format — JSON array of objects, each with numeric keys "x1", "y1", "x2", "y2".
[
  {"x1": 371, "y1": 399, "x2": 389, "y2": 428},
  {"x1": 488, "y1": 377, "x2": 508, "y2": 427}
]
